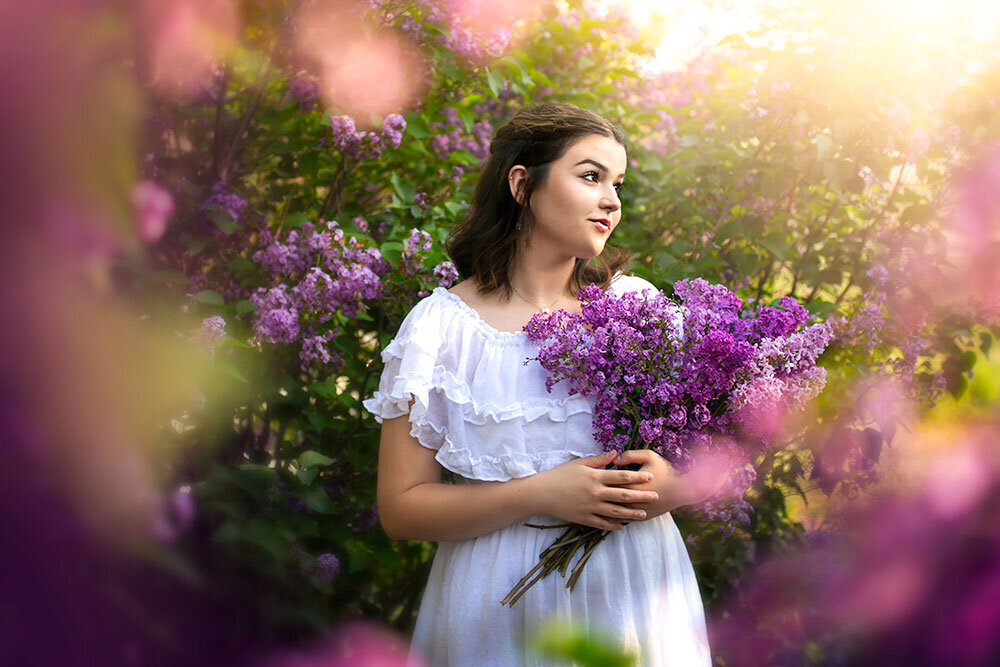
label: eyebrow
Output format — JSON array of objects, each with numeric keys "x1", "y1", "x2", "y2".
[{"x1": 574, "y1": 159, "x2": 625, "y2": 180}]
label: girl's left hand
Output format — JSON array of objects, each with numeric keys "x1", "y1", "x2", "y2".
[{"x1": 614, "y1": 449, "x2": 729, "y2": 521}]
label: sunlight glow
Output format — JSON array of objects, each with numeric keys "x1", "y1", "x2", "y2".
[{"x1": 613, "y1": 0, "x2": 1000, "y2": 71}]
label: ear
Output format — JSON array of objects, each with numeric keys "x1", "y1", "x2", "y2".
[{"x1": 507, "y1": 165, "x2": 528, "y2": 205}]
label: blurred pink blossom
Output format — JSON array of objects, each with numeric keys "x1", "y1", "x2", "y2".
[
  {"x1": 260, "y1": 621, "x2": 418, "y2": 667},
  {"x1": 141, "y1": 0, "x2": 241, "y2": 101},
  {"x1": 296, "y1": 4, "x2": 424, "y2": 122},
  {"x1": 131, "y1": 180, "x2": 175, "y2": 244}
]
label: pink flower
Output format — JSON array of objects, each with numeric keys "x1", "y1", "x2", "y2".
[{"x1": 130, "y1": 180, "x2": 175, "y2": 244}]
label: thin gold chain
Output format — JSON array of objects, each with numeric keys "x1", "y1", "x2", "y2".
[{"x1": 509, "y1": 284, "x2": 565, "y2": 314}]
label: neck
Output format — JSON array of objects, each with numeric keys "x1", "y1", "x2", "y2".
[{"x1": 507, "y1": 264, "x2": 577, "y2": 307}]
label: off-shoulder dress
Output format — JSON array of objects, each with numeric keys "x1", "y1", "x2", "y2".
[{"x1": 362, "y1": 273, "x2": 711, "y2": 667}]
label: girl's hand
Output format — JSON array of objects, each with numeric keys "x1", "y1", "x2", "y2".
[
  {"x1": 614, "y1": 449, "x2": 730, "y2": 520},
  {"x1": 527, "y1": 450, "x2": 660, "y2": 532}
]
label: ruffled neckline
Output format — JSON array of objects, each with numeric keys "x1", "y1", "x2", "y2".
[{"x1": 432, "y1": 286, "x2": 530, "y2": 344}]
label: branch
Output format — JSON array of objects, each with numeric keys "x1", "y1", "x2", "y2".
[
  {"x1": 318, "y1": 152, "x2": 350, "y2": 220},
  {"x1": 210, "y1": 62, "x2": 231, "y2": 180},
  {"x1": 790, "y1": 196, "x2": 839, "y2": 297},
  {"x1": 219, "y1": 46, "x2": 277, "y2": 183}
]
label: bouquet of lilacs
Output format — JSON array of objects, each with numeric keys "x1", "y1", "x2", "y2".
[{"x1": 501, "y1": 278, "x2": 836, "y2": 606}]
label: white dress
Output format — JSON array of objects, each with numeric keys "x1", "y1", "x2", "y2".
[{"x1": 362, "y1": 273, "x2": 712, "y2": 667}]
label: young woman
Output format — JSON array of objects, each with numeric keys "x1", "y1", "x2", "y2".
[{"x1": 363, "y1": 103, "x2": 721, "y2": 666}]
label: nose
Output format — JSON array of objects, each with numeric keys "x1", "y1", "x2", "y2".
[{"x1": 601, "y1": 184, "x2": 621, "y2": 213}]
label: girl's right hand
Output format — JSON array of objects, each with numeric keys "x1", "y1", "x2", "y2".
[{"x1": 526, "y1": 450, "x2": 660, "y2": 531}]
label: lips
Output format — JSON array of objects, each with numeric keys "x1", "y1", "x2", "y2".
[{"x1": 591, "y1": 219, "x2": 610, "y2": 233}]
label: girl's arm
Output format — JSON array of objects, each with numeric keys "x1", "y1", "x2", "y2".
[{"x1": 377, "y1": 406, "x2": 660, "y2": 542}]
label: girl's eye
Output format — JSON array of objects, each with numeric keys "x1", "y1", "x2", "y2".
[
  {"x1": 582, "y1": 171, "x2": 599, "y2": 183},
  {"x1": 614, "y1": 182, "x2": 624, "y2": 194}
]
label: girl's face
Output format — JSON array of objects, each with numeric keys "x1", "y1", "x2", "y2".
[{"x1": 518, "y1": 133, "x2": 626, "y2": 260}]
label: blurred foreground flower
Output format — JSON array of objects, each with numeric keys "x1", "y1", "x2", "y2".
[
  {"x1": 710, "y1": 420, "x2": 1000, "y2": 667},
  {"x1": 131, "y1": 180, "x2": 175, "y2": 244},
  {"x1": 258, "y1": 621, "x2": 417, "y2": 667}
]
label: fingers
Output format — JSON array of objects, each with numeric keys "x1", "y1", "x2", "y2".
[
  {"x1": 596, "y1": 502, "x2": 647, "y2": 521},
  {"x1": 580, "y1": 450, "x2": 617, "y2": 468},
  {"x1": 599, "y1": 486, "x2": 659, "y2": 505},
  {"x1": 586, "y1": 516, "x2": 625, "y2": 531},
  {"x1": 599, "y1": 469, "x2": 653, "y2": 486},
  {"x1": 614, "y1": 449, "x2": 652, "y2": 467}
]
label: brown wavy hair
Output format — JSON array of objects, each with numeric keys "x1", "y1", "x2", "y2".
[{"x1": 445, "y1": 102, "x2": 636, "y2": 302}]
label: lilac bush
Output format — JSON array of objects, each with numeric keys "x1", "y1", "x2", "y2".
[{"x1": 250, "y1": 220, "x2": 389, "y2": 373}]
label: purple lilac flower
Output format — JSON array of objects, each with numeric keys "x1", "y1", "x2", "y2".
[
  {"x1": 382, "y1": 113, "x2": 406, "y2": 149},
  {"x1": 250, "y1": 220, "x2": 390, "y2": 371},
  {"x1": 330, "y1": 113, "x2": 406, "y2": 159},
  {"x1": 190, "y1": 315, "x2": 227, "y2": 358},
  {"x1": 289, "y1": 74, "x2": 320, "y2": 111},
  {"x1": 202, "y1": 182, "x2": 247, "y2": 223},
  {"x1": 330, "y1": 115, "x2": 364, "y2": 157},
  {"x1": 433, "y1": 261, "x2": 459, "y2": 287},
  {"x1": 315, "y1": 552, "x2": 340, "y2": 584},
  {"x1": 352, "y1": 503, "x2": 379, "y2": 533},
  {"x1": 523, "y1": 278, "x2": 833, "y2": 524}
]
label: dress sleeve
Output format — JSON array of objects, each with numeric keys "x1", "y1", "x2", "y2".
[
  {"x1": 361, "y1": 296, "x2": 446, "y2": 425},
  {"x1": 609, "y1": 272, "x2": 659, "y2": 297}
]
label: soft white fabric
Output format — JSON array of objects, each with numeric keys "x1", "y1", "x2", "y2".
[{"x1": 362, "y1": 273, "x2": 712, "y2": 666}]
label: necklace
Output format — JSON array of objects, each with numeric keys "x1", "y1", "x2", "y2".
[{"x1": 510, "y1": 284, "x2": 565, "y2": 314}]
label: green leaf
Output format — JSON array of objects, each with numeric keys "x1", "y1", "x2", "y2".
[
  {"x1": 308, "y1": 378, "x2": 340, "y2": 400},
  {"x1": 642, "y1": 155, "x2": 664, "y2": 172},
  {"x1": 487, "y1": 69, "x2": 504, "y2": 99},
  {"x1": 815, "y1": 134, "x2": 834, "y2": 161},
  {"x1": 901, "y1": 204, "x2": 934, "y2": 224},
  {"x1": 822, "y1": 161, "x2": 842, "y2": 188},
  {"x1": 285, "y1": 211, "x2": 311, "y2": 228},
  {"x1": 220, "y1": 362, "x2": 249, "y2": 384},
  {"x1": 404, "y1": 112, "x2": 432, "y2": 139},
  {"x1": 148, "y1": 269, "x2": 190, "y2": 285},
  {"x1": 206, "y1": 208, "x2": 237, "y2": 234},
  {"x1": 193, "y1": 290, "x2": 224, "y2": 306},
  {"x1": 449, "y1": 149, "x2": 480, "y2": 166},
  {"x1": 443, "y1": 201, "x2": 465, "y2": 216},
  {"x1": 236, "y1": 299, "x2": 256, "y2": 315},
  {"x1": 217, "y1": 335, "x2": 250, "y2": 349},
  {"x1": 297, "y1": 467, "x2": 319, "y2": 485},
  {"x1": 979, "y1": 331, "x2": 992, "y2": 357},
  {"x1": 379, "y1": 240, "x2": 404, "y2": 266},
  {"x1": 757, "y1": 234, "x2": 791, "y2": 262},
  {"x1": 182, "y1": 233, "x2": 207, "y2": 256},
  {"x1": 306, "y1": 412, "x2": 327, "y2": 434},
  {"x1": 298, "y1": 485, "x2": 336, "y2": 514},
  {"x1": 226, "y1": 257, "x2": 256, "y2": 276},
  {"x1": 456, "y1": 106, "x2": 474, "y2": 133},
  {"x1": 390, "y1": 172, "x2": 416, "y2": 203},
  {"x1": 300, "y1": 450, "x2": 335, "y2": 468}
]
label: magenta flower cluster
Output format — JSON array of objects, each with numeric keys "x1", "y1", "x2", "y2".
[
  {"x1": 330, "y1": 113, "x2": 406, "y2": 159},
  {"x1": 250, "y1": 220, "x2": 390, "y2": 372},
  {"x1": 523, "y1": 278, "x2": 835, "y2": 524}
]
